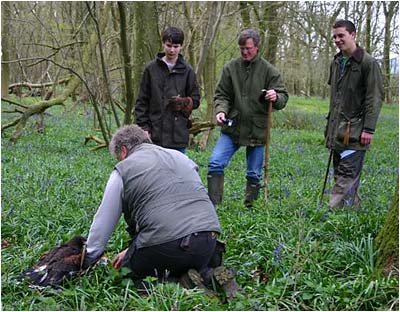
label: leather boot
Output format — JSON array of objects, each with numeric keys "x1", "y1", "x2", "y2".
[
  {"x1": 213, "y1": 266, "x2": 242, "y2": 302},
  {"x1": 207, "y1": 173, "x2": 224, "y2": 206},
  {"x1": 244, "y1": 180, "x2": 260, "y2": 207}
]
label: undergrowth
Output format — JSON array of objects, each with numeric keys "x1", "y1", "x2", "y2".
[{"x1": 1, "y1": 96, "x2": 398, "y2": 310}]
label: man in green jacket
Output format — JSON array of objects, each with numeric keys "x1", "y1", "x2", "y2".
[
  {"x1": 207, "y1": 28, "x2": 288, "y2": 207},
  {"x1": 135, "y1": 27, "x2": 200, "y2": 154},
  {"x1": 325, "y1": 20, "x2": 384, "y2": 209}
]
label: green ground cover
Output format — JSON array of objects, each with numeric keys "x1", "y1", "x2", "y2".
[{"x1": 1, "y1": 96, "x2": 398, "y2": 310}]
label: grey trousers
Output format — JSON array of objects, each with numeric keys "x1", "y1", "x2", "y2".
[{"x1": 330, "y1": 150, "x2": 366, "y2": 209}]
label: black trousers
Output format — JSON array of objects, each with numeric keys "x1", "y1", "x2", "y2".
[{"x1": 121, "y1": 231, "x2": 217, "y2": 282}]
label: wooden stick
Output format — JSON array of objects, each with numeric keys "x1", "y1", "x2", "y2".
[
  {"x1": 263, "y1": 100, "x2": 273, "y2": 208},
  {"x1": 320, "y1": 149, "x2": 333, "y2": 207}
]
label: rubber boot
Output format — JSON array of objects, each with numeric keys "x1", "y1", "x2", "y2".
[
  {"x1": 244, "y1": 180, "x2": 260, "y2": 208},
  {"x1": 213, "y1": 266, "x2": 241, "y2": 302},
  {"x1": 178, "y1": 269, "x2": 217, "y2": 298},
  {"x1": 207, "y1": 173, "x2": 224, "y2": 206}
]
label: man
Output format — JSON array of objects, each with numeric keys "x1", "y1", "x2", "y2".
[
  {"x1": 135, "y1": 26, "x2": 200, "y2": 154},
  {"x1": 84, "y1": 125, "x2": 222, "y2": 288},
  {"x1": 207, "y1": 28, "x2": 289, "y2": 207},
  {"x1": 325, "y1": 20, "x2": 384, "y2": 209}
]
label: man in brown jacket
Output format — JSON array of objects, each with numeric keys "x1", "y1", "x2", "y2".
[
  {"x1": 325, "y1": 20, "x2": 384, "y2": 209},
  {"x1": 135, "y1": 27, "x2": 200, "y2": 154}
]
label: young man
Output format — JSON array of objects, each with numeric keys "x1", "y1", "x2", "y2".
[
  {"x1": 83, "y1": 125, "x2": 222, "y2": 286},
  {"x1": 325, "y1": 20, "x2": 384, "y2": 209},
  {"x1": 135, "y1": 27, "x2": 200, "y2": 154},
  {"x1": 207, "y1": 28, "x2": 289, "y2": 207}
]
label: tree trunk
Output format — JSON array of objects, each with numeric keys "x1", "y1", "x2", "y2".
[
  {"x1": 117, "y1": 1, "x2": 134, "y2": 125},
  {"x1": 239, "y1": 2, "x2": 251, "y2": 28},
  {"x1": 197, "y1": 45, "x2": 217, "y2": 150},
  {"x1": 87, "y1": 2, "x2": 121, "y2": 128},
  {"x1": 183, "y1": 2, "x2": 198, "y2": 67},
  {"x1": 195, "y1": 2, "x2": 224, "y2": 81},
  {"x1": 1, "y1": 2, "x2": 11, "y2": 96},
  {"x1": 144, "y1": 2, "x2": 160, "y2": 60},
  {"x1": 133, "y1": 2, "x2": 147, "y2": 96},
  {"x1": 374, "y1": 181, "x2": 399, "y2": 276},
  {"x1": 382, "y1": 2, "x2": 398, "y2": 103},
  {"x1": 262, "y1": 2, "x2": 281, "y2": 65},
  {"x1": 365, "y1": 2, "x2": 372, "y2": 53}
]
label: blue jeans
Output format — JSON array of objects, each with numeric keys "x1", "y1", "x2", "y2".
[{"x1": 208, "y1": 133, "x2": 264, "y2": 184}]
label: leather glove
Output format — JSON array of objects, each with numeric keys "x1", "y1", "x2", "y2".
[{"x1": 167, "y1": 96, "x2": 193, "y2": 118}]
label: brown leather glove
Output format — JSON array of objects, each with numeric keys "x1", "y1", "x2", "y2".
[{"x1": 167, "y1": 96, "x2": 193, "y2": 118}]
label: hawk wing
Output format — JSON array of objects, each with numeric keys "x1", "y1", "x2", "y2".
[{"x1": 20, "y1": 235, "x2": 86, "y2": 287}]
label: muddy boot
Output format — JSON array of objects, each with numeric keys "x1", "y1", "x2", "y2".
[
  {"x1": 207, "y1": 173, "x2": 224, "y2": 206},
  {"x1": 244, "y1": 180, "x2": 260, "y2": 207},
  {"x1": 213, "y1": 266, "x2": 241, "y2": 302},
  {"x1": 178, "y1": 269, "x2": 217, "y2": 298}
]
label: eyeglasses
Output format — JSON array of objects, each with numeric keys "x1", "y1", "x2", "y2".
[{"x1": 239, "y1": 46, "x2": 256, "y2": 52}]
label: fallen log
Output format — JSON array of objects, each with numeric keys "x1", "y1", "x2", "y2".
[
  {"x1": 8, "y1": 78, "x2": 70, "y2": 91},
  {"x1": 189, "y1": 120, "x2": 215, "y2": 136}
]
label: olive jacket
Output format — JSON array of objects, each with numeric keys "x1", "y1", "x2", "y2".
[
  {"x1": 325, "y1": 46, "x2": 384, "y2": 150},
  {"x1": 115, "y1": 143, "x2": 221, "y2": 249},
  {"x1": 135, "y1": 53, "x2": 200, "y2": 148},
  {"x1": 214, "y1": 54, "x2": 288, "y2": 146}
]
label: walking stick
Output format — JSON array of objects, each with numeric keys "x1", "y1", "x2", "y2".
[
  {"x1": 320, "y1": 149, "x2": 333, "y2": 207},
  {"x1": 263, "y1": 99, "x2": 272, "y2": 209}
]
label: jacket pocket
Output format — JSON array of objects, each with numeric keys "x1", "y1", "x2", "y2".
[
  {"x1": 337, "y1": 113, "x2": 363, "y2": 145},
  {"x1": 252, "y1": 115, "x2": 268, "y2": 139},
  {"x1": 172, "y1": 114, "x2": 189, "y2": 144}
]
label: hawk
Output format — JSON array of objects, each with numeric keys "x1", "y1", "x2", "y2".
[{"x1": 19, "y1": 235, "x2": 86, "y2": 288}]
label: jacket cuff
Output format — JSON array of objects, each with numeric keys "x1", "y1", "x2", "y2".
[{"x1": 363, "y1": 127, "x2": 375, "y2": 134}]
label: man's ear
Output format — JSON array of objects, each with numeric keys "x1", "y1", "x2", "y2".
[{"x1": 119, "y1": 145, "x2": 128, "y2": 161}]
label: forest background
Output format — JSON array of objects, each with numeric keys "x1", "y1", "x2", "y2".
[
  {"x1": 1, "y1": 1, "x2": 399, "y2": 311},
  {"x1": 1, "y1": 1, "x2": 398, "y2": 144}
]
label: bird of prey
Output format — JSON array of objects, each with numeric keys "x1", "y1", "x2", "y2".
[{"x1": 19, "y1": 235, "x2": 86, "y2": 288}]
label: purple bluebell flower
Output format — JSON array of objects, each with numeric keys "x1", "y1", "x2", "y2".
[
  {"x1": 272, "y1": 244, "x2": 283, "y2": 266},
  {"x1": 284, "y1": 185, "x2": 290, "y2": 197},
  {"x1": 296, "y1": 144, "x2": 303, "y2": 154}
]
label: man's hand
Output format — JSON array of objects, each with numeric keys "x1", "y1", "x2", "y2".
[
  {"x1": 112, "y1": 248, "x2": 128, "y2": 269},
  {"x1": 215, "y1": 112, "x2": 226, "y2": 126},
  {"x1": 263, "y1": 89, "x2": 277, "y2": 103},
  {"x1": 360, "y1": 131, "x2": 373, "y2": 146}
]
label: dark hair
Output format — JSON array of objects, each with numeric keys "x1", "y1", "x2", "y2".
[
  {"x1": 109, "y1": 125, "x2": 152, "y2": 158},
  {"x1": 238, "y1": 29, "x2": 261, "y2": 47},
  {"x1": 162, "y1": 27, "x2": 184, "y2": 44},
  {"x1": 333, "y1": 20, "x2": 356, "y2": 34}
]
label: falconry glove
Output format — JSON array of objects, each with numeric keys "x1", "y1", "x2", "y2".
[{"x1": 167, "y1": 96, "x2": 193, "y2": 118}]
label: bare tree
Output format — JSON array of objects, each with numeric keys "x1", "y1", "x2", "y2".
[
  {"x1": 382, "y1": 1, "x2": 399, "y2": 103},
  {"x1": 1, "y1": 2, "x2": 11, "y2": 96},
  {"x1": 117, "y1": 1, "x2": 134, "y2": 125}
]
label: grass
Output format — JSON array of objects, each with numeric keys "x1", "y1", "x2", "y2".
[{"x1": 1, "y1": 96, "x2": 399, "y2": 310}]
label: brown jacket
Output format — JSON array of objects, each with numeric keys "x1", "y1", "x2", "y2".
[{"x1": 325, "y1": 46, "x2": 384, "y2": 150}]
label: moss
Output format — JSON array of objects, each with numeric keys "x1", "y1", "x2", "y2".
[{"x1": 374, "y1": 180, "x2": 399, "y2": 275}]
